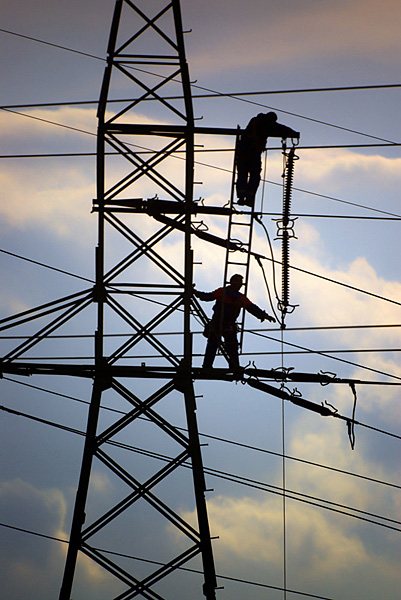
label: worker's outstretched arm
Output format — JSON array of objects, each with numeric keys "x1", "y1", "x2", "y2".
[
  {"x1": 193, "y1": 289, "x2": 215, "y2": 302},
  {"x1": 246, "y1": 302, "x2": 275, "y2": 323},
  {"x1": 269, "y1": 122, "x2": 300, "y2": 140}
]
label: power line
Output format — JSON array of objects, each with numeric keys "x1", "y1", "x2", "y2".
[
  {"x1": 0, "y1": 22, "x2": 399, "y2": 110},
  {"x1": 252, "y1": 330, "x2": 401, "y2": 382},
  {"x1": 2, "y1": 142, "x2": 401, "y2": 159},
  {"x1": 8, "y1": 346, "x2": 400, "y2": 362},
  {"x1": 3, "y1": 374, "x2": 401, "y2": 482},
  {"x1": 2, "y1": 104, "x2": 400, "y2": 220},
  {"x1": 192, "y1": 82, "x2": 399, "y2": 144},
  {"x1": 0, "y1": 27, "x2": 104, "y2": 62},
  {"x1": 279, "y1": 259, "x2": 401, "y2": 306},
  {"x1": 1, "y1": 27, "x2": 399, "y2": 144},
  {"x1": 0, "y1": 106, "x2": 97, "y2": 137},
  {"x1": 277, "y1": 213, "x2": 401, "y2": 221},
  {"x1": 1, "y1": 402, "x2": 400, "y2": 531},
  {"x1": 2, "y1": 197, "x2": 400, "y2": 306},
  {"x1": 0, "y1": 248, "x2": 93, "y2": 283},
  {"x1": 0, "y1": 521, "x2": 335, "y2": 600},
  {"x1": 179, "y1": 82, "x2": 401, "y2": 98},
  {"x1": 1, "y1": 322, "x2": 400, "y2": 338}
]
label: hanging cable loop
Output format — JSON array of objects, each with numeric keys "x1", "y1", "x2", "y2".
[{"x1": 347, "y1": 383, "x2": 357, "y2": 450}]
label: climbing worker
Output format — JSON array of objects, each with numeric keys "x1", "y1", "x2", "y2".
[
  {"x1": 194, "y1": 274, "x2": 275, "y2": 376},
  {"x1": 236, "y1": 111, "x2": 299, "y2": 207}
]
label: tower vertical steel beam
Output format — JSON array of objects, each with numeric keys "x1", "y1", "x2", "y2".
[
  {"x1": 58, "y1": 8, "x2": 115, "y2": 597},
  {"x1": 172, "y1": 3, "x2": 217, "y2": 598},
  {"x1": 58, "y1": 380, "x2": 104, "y2": 600}
]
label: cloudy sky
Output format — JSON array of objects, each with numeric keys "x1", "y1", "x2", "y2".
[{"x1": 0, "y1": 1, "x2": 400, "y2": 599}]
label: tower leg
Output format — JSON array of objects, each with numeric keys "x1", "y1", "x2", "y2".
[
  {"x1": 181, "y1": 379, "x2": 217, "y2": 599},
  {"x1": 59, "y1": 379, "x2": 103, "y2": 600}
]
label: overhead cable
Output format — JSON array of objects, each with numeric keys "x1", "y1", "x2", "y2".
[
  {"x1": 0, "y1": 27, "x2": 104, "y2": 61},
  {"x1": 3, "y1": 375, "x2": 400, "y2": 483},
  {"x1": 0, "y1": 248, "x2": 93, "y2": 283},
  {"x1": 0, "y1": 28, "x2": 399, "y2": 143},
  {"x1": 2, "y1": 106, "x2": 400, "y2": 219},
  {"x1": 1, "y1": 402, "x2": 400, "y2": 531},
  {"x1": 0, "y1": 521, "x2": 334, "y2": 600},
  {"x1": 251, "y1": 330, "x2": 401, "y2": 382}
]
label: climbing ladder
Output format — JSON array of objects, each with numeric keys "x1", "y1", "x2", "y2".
[{"x1": 221, "y1": 127, "x2": 257, "y2": 351}]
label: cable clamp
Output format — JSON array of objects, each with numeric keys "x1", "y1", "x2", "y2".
[
  {"x1": 323, "y1": 400, "x2": 338, "y2": 414},
  {"x1": 319, "y1": 370, "x2": 337, "y2": 386},
  {"x1": 228, "y1": 238, "x2": 244, "y2": 251},
  {"x1": 192, "y1": 220, "x2": 208, "y2": 232},
  {"x1": 273, "y1": 365, "x2": 294, "y2": 375},
  {"x1": 277, "y1": 300, "x2": 298, "y2": 314},
  {"x1": 290, "y1": 387, "x2": 302, "y2": 398}
]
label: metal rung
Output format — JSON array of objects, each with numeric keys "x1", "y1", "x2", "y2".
[{"x1": 231, "y1": 220, "x2": 252, "y2": 226}]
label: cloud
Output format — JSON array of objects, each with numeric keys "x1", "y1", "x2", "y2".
[
  {"x1": 0, "y1": 477, "x2": 124, "y2": 599},
  {"x1": 0, "y1": 107, "x2": 97, "y2": 237},
  {"x1": 0, "y1": 106, "x2": 96, "y2": 141},
  {"x1": 178, "y1": 486, "x2": 399, "y2": 591},
  {"x1": 295, "y1": 149, "x2": 401, "y2": 195},
  {"x1": 0, "y1": 478, "x2": 67, "y2": 597},
  {"x1": 175, "y1": 407, "x2": 400, "y2": 596},
  {"x1": 0, "y1": 162, "x2": 95, "y2": 235},
  {"x1": 189, "y1": 0, "x2": 401, "y2": 76},
  {"x1": 286, "y1": 220, "x2": 401, "y2": 419}
]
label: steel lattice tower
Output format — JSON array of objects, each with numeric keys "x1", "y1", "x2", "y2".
[
  {"x1": 1, "y1": 0, "x2": 218, "y2": 598},
  {"x1": 58, "y1": 1, "x2": 218, "y2": 598}
]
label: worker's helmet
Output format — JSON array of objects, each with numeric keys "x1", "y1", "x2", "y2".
[
  {"x1": 230, "y1": 274, "x2": 244, "y2": 285},
  {"x1": 265, "y1": 111, "x2": 277, "y2": 121}
]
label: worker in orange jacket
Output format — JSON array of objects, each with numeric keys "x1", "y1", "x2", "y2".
[{"x1": 194, "y1": 274, "x2": 275, "y2": 373}]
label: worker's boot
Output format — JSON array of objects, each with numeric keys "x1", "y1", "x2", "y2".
[
  {"x1": 243, "y1": 194, "x2": 255, "y2": 208},
  {"x1": 236, "y1": 189, "x2": 248, "y2": 205}
]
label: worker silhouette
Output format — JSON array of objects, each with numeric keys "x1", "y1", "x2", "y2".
[
  {"x1": 236, "y1": 111, "x2": 299, "y2": 207},
  {"x1": 194, "y1": 274, "x2": 275, "y2": 376}
]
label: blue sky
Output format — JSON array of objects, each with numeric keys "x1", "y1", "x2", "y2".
[{"x1": 0, "y1": 1, "x2": 400, "y2": 599}]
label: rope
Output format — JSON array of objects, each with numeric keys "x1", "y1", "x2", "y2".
[
  {"x1": 255, "y1": 254, "x2": 280, "y2": 323},
  {"x1": 254, "y1": 218, "x2": 281, "y2": 319}
]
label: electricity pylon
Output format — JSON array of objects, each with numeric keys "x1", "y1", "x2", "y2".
[
  {"x1": 58, "y1": 1, "x2": 218, "y2": 598},
  {"x1": 0, "y1": 1, "x2": 218, "y2": 598}
]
